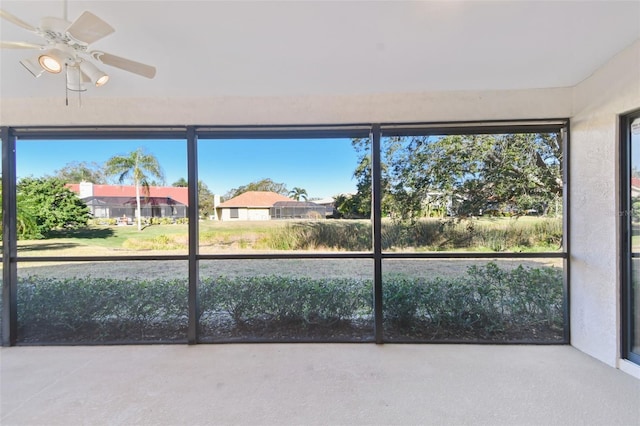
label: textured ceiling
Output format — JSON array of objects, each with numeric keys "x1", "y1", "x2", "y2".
[{"x1": 1, "y1": 0, "x2": 639, "y2": 100}]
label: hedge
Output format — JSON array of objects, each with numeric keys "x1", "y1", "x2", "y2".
[{"x1": 16, "y1": 263, "x2": 563, "y2": 343}]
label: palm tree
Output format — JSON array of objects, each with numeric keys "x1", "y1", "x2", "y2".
[
  {"x1": 288, "y1": 187, "x2": 308, "y2": 201},
  {"x1": 105, "y1": 148, "x2": 164, "y2": 231}
]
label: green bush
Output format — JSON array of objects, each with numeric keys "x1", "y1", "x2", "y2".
[
  {"x1": 382, "y1": 276, "x2": 423, "y2": 326},
  {"x1": 17, "y1": 177, "x2": 91, "y2": 239},
  {"x1": 18, "y1": 276, "x2": 187, "y2": 341},
  {"x1": 383, "y1": 263, "x2": 564, "y2": 338},
  {"x1": 87, "y1": 218, "x2": 118, "y2": 226},
  {"x1": 16, "y1": 263, "x2": 563, "y2": 342},
  {"x1": 200, "y1": 276, "x2": 371, "y2": 327}
]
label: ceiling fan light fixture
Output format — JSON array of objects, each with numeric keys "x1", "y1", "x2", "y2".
[
  {"x1": 38, "y1": 48, "x2": 66, "y2": 73},
  {"x1": 95, "y1": 74, "x2": 109, "y2": 86},
  {"x1": 80, "y1": 60, "x2": 109, "y2": 87},
  {"x1": 65, "y1": 65, "x2": 87, "y2": 92},
  {"x1": 19, "y1": 56, "x2": 44, "y2": 78}
]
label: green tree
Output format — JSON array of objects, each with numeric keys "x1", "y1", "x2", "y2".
[
  {"x1": 342, "y1": 138, "x2": 394, "y2": 218},
  {"x1": 0, "y1": 175, "x2": 36, "y2": 240},
  {"x1": 172, "y1": 178, "x2": 218, "y2": 218},
  {"x1": 340, "y1": 138, "x2": 372, "y2": 218},
  {"x1": 400, "y1": 133, "x2": 561, "y2": 217},
  {"x1": 54, "y1": 161, "x2": 107, "y2": 184},
  {"x1": 198, "y1": 181, "x2": 217, "y2": 218},
  {"x1": 351, "y1": 133, "x2": 562, "y2": 220},
  {"x1": 172, "y1": 177, "x2": 188, "y2": 187},
  {"x1": 224, "y1": 178, "x2": 288, "y2": 200},
  {"x1": 16, "y1": 177, "x2": 90, "y2": 239},
  {"x1": 288, "y1": 187, "x2": 308, "y2": 201},
  {"x1": 105, "y1": 148, "x2": 165, "y2": 231}
]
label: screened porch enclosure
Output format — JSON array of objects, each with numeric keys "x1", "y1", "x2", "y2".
[
  {"x1": 84, "y1": 196, "x2": 187, "y2": 219},
  {"x1": 270, "y1": 201, "x2": 328, "y2": 220},
  {"x1": 2, "y1": 121, "x2": 569, "y2": 346}
]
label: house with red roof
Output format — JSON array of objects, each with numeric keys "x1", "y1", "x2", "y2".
[
  {"x1": 67, "y1": 182, "x2": 188, "y2": 220},
  {"x1": 216, "y1": 191, "x2": 291, "y2": 221},
  {"x1": 216, "y1": 191, "x2": 327, "y2": 221},
  {"x1": 632, "y1": 177, "x2": 640, "y2": 198}
]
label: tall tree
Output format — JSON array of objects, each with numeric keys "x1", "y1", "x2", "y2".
[
  {"x1": 288, "y1": 187, "x2": 308, "y2": 201},
  {"x1": 198, "y1": 180, "x2": 217, "y2": 218},
  {"x1": 351, "y1": 133, "x2": 562, "y2": 220},
  {"x1": 105, "y1": 148, "x2": 164, "y2": 231},
  {"x1": 340, "y1": 138, "x2": 393, "y2": 218},
  {"x1": 172, "y1": 178, "x2": 217, "y2": 218},
  {"x1": 0, "y1": 175, "x2": 36, "y2": 240},
  {"x1": 54, "y1": 161, "x2": 107, "y2": 184},
  {"x1": 392, "y1": 133, "x2": 562, "y2": 217},
  {"x1": 16, "y1": 177, "x2": 90, "y2": 239},
  {"x1": 224, "y1": 178, "x2": 288, "y2": 200}
]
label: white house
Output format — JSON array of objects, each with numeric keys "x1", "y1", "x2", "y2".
[{"x1": 216, "y1": 191, "x2": 292, "y2": 221}]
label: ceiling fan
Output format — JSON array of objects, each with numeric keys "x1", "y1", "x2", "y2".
[{"x1": 0, "y1": 3, "x2": 156, "y2": 96}]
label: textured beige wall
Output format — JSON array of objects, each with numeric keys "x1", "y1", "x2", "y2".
[
  {"x1": 570, "y1": 40, "x2": 640, "y2": 367},
  {"x1": 0, "y1": 88, "x2": 571, "y2": 127}
]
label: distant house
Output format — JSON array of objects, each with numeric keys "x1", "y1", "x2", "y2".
[
  {"x1": 216, "y1": 191, "x2": 327, "y2": 221},
  {"x1": 67, "y1": 182, "x2": 188, "y2": 219},
  {"x1": 307, "y1": 197, "x2": 338, "y2": 218},
  {"x1": 632, "y1": 177, "x2": 640, "y2": 198},
  {"x1": 216, "y1": 191, "x2": 291, "y2": 221}
]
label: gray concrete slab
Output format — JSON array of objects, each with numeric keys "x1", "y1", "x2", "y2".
[{"x1": 1, "y1": 344, "x2": 639, "y2": 425}]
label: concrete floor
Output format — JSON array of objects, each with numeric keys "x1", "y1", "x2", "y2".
[{"x1": 1, "y1": 344, "x2": 639, "y2": 425}]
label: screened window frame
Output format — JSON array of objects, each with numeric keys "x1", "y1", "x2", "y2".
[
  {"x1": 1, "y1": 119, "x2": 570, "y2": 346},
  {"x1": 620, "y1": 109, "x2": 640, "y2": 366}
]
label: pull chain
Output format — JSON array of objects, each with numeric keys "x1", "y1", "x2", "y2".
[{"x1": 65, "y1": 64, "x2": 69, "y2": 106}]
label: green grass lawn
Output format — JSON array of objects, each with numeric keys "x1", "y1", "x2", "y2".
[{"x1": 47, "y1": 223, "x2": 190, "y2": 248}]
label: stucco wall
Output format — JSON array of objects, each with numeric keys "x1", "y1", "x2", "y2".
[
  {"x1": 219, "y1": 207, "x2": 270, "y2": 221},
  {"x1": 0, "y1": 87, "x2": 572, "y2": 127},
  {"x1": 246, "y1": 209, "x2": 270, "y2": 221},
  {"x1": 570, "y1": 40, "x2": 640, "y2": 367},
  {"x1": 219, "y1": 208, "x2": 246, "y2": 221}
]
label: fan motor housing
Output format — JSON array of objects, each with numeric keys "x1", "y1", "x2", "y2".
[{"x1": 39, "y1": 16, "x2": 87, "y2": 51}]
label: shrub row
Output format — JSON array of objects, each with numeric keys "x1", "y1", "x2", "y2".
[
  {"x1": 16, "y1": 263, "x2": 563, "y2": 342},
  {"x1": 18, "y1": 277, "x2": 188, "y2": 341},
  {"x1": 383, "y1": 263, "x2": 563, "y2": 339},
  {"x1": 87, "y1": 217, "x2": 188, "y2": 226},
  {"x1": 200, "y1": 275, "x2": 372, "y2": 327}
]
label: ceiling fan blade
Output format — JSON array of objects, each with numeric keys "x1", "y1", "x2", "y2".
[
  {"x1": 1, "y1": 41, "x2": 44, "y2": 49},
  {"x1": 91, "y1": 51, "x2": 156, "y2": 79},
  {"x1": 66, "y1": 11, "x2": 114, "y2": 45},
  {"x1": 0, "y1": 9, "x2": 36, "y2": 31}
]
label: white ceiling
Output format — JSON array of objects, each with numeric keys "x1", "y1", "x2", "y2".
[{"x1": 1, "y1": 0, "x2": 639, "y2": 100}]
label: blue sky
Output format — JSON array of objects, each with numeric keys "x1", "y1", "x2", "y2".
[{"x1": 15, "y1": 138, "x2": 362, "y2": 199}]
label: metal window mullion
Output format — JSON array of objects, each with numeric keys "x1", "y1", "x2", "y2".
[
  {"x1": 620, "y1": 115, "x2": 630, "y2": 359},
  {"x1": 187, "y1": 127, "x2": 199, "y2": 344},
  {"x1": 371, "y1": 124, "x2": 383, "y2": 344},
  {"x1": 2, "y1": 127, "x2": 17, "y2": 346},
  {"x1": 562, "y1": 125, "x2": 571, "y2": 344}
]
